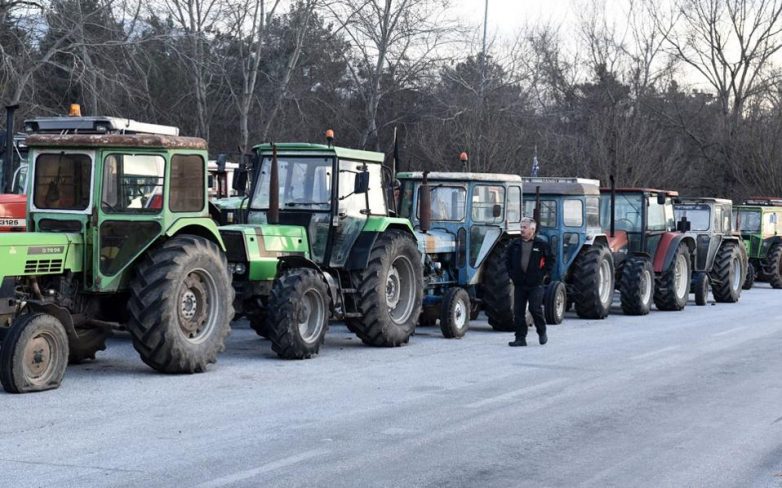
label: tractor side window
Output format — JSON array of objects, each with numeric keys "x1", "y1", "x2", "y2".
[
  {"x1": 472, "y1": 185, "x2": 505, "y2": 223},
  {"x1": 366, "y1": 163, "x2": 386, "y2": 215},
  {"x1": 12, "y1": 165, "x2": 28, "y2": 194},
  {"x1": 563, "y1": 199, "x2": 583, "y2": 227},
  {"x1": 33, "y1": 153, "x2": 92, "y2": 210},
  {"x1": 722, "y1": 207, "x2": 732, "y2": 233},
  {"x1": 399, "y1": 182, "x2": 414, "y2": 220},
  {"x1": 420, "y1": 186, "x2": 466, "y2": 221},
  {"x1": 713, "y1": 206, "x2": 723, "y2": 232},
  {"x1": 102, "y1": 154, "x2": 165, "y2": 213},
  {"x1": 647, "y1": 196, "x2": 667, "y2": 231},
  {"x1": 737, "y1": 210, "x2": 761, "y2": 232},
  {"x1": 170, "y1": 154, "x2": 205, "y2": 212},
  {"x1": 586, "y1": 197, "x2": 600, "y2": 227},
  {"x1": 765, "y1": 212, "x2": 777, "y2": 235},
  {"x1": 523, "y1": 199, "x2": 557, "y2": 228},
  {"x1": 507, "y1": 186, "x2": 521, "y2": 223}
]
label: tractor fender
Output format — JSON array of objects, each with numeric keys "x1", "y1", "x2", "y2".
[
  {"x1": 25, "y1": 301, "x2": 77, "y2": 346},
  {"x1": 167, "y1": 217, "x2": 227, "y2": 251},
  {"x1": 345, "y1": 231, "x2": 380, "y2": 271},
  {"x1": 276, "y1": 256, "x2": 341, "y2": 311},
  {"x1": 654, "y1": 233, "x2": 695, "y2": 274},
  {"x1": 591, "y1": 234, "x2": 609, "y2": 249}
]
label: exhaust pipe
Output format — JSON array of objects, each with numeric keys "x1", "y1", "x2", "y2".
[
  {"x1": 268, "y1": 144, "x2": 279, "y2": 224},
  {"x1": 533, "y1": 185, "x2": 541, "y2": 226},
  {"x1": 420, "y1": 171, "x2": 431, "y2": 233},
  {"x1": 609, "y1": 175, "x2": 616, "y2": 238},
  {"x1": 3, "y1": 104, "x2": 19, "y2": 193}
]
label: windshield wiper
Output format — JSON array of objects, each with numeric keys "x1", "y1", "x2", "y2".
[{"x1": 285, "y1": 202, "x2": 330, "y2": 207}]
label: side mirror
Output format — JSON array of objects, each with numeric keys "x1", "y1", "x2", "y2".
[
  {"x1": 677, "y1": 217, "x2": 691, "y2": 232},
  {"x1": 492, "y1": 204, "x2": 502, "y2": 218},
  {"x1": 354, "y1": 170, "x2": 370, "y2": 194},
  {"x1": 657, "y1": 193, "x2": 666, "y2": 205}
]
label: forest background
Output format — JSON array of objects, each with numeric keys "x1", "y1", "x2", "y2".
[{"x1": 2, "y1": 0, "x2": 782, "y2": 200}]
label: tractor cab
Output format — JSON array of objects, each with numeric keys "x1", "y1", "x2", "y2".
[
  {"x1": 735, "y1": 198, "x2": 782, "y2": 288},
  {"x1": 1, "y1": 105, "x2": 29, "y2": 231}
]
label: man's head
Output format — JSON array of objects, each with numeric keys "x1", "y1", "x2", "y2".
[{"x1": 520, "y1": 217, "x2": 537, "y2": 241}]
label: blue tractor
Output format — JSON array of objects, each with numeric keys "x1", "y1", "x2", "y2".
[
  {"x1": 522, "y1": 177, "x2": 615, "y2": 324},
  {"x1": 396, "y1": 171, "x2": 522, "y2": 335}
]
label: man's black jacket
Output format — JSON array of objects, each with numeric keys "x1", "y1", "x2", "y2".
[{"x1": 505, "y1": 236, "x2": 555, "y2": 288}]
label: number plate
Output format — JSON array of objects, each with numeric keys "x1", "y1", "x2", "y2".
[{"x1": 0, "y1": 218, "x2": 25, "y2": 228}]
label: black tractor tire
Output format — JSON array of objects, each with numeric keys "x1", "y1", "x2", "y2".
[
  {"x1": 249, "y1": 316, "x2": 270, "y2": 339},
  {"x1": 572, "y1": 245, "x2": 615, "y2": 319},
  {"x1": 267, "y1": 268, "x2": 330, "y2": 359},
  {"x1": 693, "y1": 272, "x2": 709, "y2": 306},
  {"x1": 0, "y1": 313, "x2": 69, "y2": 393},
  {"x1": 350, "y1": 231, "x2": 423, "y2": 347},
  {"x1": 470, "y1": 303, "x2": 481, "y2": 321},
  {"x1": 711, "y1": 243, "x2": 743, "y2": 302},
  {"x1": 766, "y1": 243, "x2": 782, "y2": 289},
  {"x1": 619, "y1": 257, "x2": 654, "y2": 315},
  {"x1": 743, "y1": 262, "x2": 756, "y2": 290},
  {"x1": 440, "y1": 288, "x2": 470, "y2": 339},
  {"x1": 68, "y1": 327, "x2": 109, "y2": 364},
  {"x1": 482, "y1": 240, "x2": 515, "y2": 331},
  {"x1": 127, "y1": 235, "x2": 234, "y2": 374},
  {"x1": 544, "y1": 281, "x2": 567, "y2": 325},
  {"x1": 654, "y1": 243, "x2": 692, "y2": 311}
]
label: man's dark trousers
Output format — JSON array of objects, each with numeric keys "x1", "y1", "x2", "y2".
[{"x1": 514, "y1": 285, "x2": 546, "y2": 340}]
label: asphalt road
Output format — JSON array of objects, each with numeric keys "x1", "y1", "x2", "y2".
[{"x1": 1, "y1": 284, "x2": 782, "y2": 488}]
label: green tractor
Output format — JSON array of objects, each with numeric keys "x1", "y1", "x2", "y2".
[
  {"x1": 215, "y1": 134, "x2": 423, "y2": 359},
  {"x1": 0, "y1": 116, "x2": 234, "y2": 393},
  {"x1": 735, "y1": 198, "x2": 782, "y2": 289}
]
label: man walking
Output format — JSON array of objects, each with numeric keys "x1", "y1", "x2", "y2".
[{"x1": 505, "y1": 217, "x2": 555, "y2": 347}]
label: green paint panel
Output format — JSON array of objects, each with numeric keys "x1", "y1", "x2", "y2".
[
  {"x1": 362, "y1": 216, "x2": 414, "y2": 234},
  {"x1": 220, "y1": 224, "x2": 310, "y2": 281},
  {"x1": 0, "y1": 232, "x2": 83, "y2": 278}
]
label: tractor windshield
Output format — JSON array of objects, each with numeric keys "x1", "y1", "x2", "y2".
[
  {"x1": 33, "y1": 152, "x2": 92, "y2": 211},
  {"x1": 737, "y1": 209, "x2": 761, "y2": 232},
  {"x1": 674, "y1": 204, "x2": 710, "y2": 231},
  {"x1": 600, "y1": 193, "x2": 643, "y2": 233},
  {"x1": 252, "y1": 156, "x2": 332, "y2": 210}
]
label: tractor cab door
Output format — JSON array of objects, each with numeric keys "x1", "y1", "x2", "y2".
[
  {"x1": 644, "y1": 194, "x2": 674, "y2": 256},
  {"x1": 94, "y1": 151, "x2": 169, "y2": 289},
  {"x1": 468, "y1": 184, "x2": 506, "y2": 280},
  {"x1": 329, "y1": 159, "x2": 381, "y2": 267}
]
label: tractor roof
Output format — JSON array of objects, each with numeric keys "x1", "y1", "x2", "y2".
[
  {"x1": 675, "y1": 197, "x2": 733, "y2": 205},
  {"x1": 396, "y1": 171, "x2": 522, "y2": 183},
  {"x1": 742, "y1": 197, "x2": 782, "y2": 206},
  {"x1": 599, "y1": 187, "x2": 679, "y2": 197},
  {"x1": 522, "y1": 177, "x2": 600, "y2": 196},
  {"x1": 253, "y1": 143, "x2": 385, "y2": 164},
  {"x1": 25, "y1": 133, "x2": 207, "y2": 150},
  {"x1": 24, "y1": 115, "x2": 179, "y2": 136}
]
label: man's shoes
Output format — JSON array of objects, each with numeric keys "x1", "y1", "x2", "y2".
[
  {"x1": 508, "y1": 338, "x2": 527, "y2": 347},
  {"x1": 539, "y1": 333, "x2": 548, "y2": 345}
]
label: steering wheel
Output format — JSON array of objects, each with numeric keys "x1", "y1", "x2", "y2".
[
  {"x1": 614, "y1": 218, "x2": 634, "y2": 231},
  {"x1": 102, "y1": 200, "x2": 119, "y2": 213}
]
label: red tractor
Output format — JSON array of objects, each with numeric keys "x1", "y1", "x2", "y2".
[
  {"x1": 0, "y1": 105, "x2": 27, "y2": 232},
  {"x1": 600, "y1": 179, "x2": 695, "y2": 315}
]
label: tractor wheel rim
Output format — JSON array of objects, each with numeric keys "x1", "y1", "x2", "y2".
[
  {"x1": 298, "y1": 289, "x2": 325, "y2": 344},
  {"x1": 23, "y1": 332, "x2": 56, "y2": 385},
  {"x1": 641, "y1": 269, "x2": 652, "y2": 304},
  {"x1": 598, "y1": 259, "x2": 612, "y2": 306},
  {"x1": 178, "y1": 268, "x2": 219, "y2": 344},
  {"x1": 555, "y1": 286, "x2": 566, "y2": 318},
  {"x1": 453, "y1": 298, "x2": 467, "y2": 330},
  {"x1": 388, "y1": 255, "x2": 416, "y2": 324},
  {"x1": 731, "y1": 257, "x2": 741, "y2": 291},
  {"x1": 674, "y1": 254, "x2": 688, "y2": 299}
]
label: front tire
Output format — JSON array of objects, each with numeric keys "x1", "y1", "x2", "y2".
[
  {"x1": 654, "y1": 243, "x2": 691, "y2": 311},
  {"x1": 482, "y1": 240, "x2": 515, "y2": 331},
  {"x1": 440, "y1": 288, "x2": 470, "y2": 338},
  {"x1": 765, "y1": 243, "x2": 782, "y2": 289},
  {"x1": 0, "y1": 313, "x2": 69, "y2": 393},
  {"x1": 619, "y1": 257, "x2": 654, "y2": 315},
  {"x1": 743, "y1": 262, "x2": 756, "y2": 290},
  {"x1": 572, "y1": 245, "x2": 614, "y2": 319},
  {"x1": 127, "y1": 235, "x2": 234, "y2": 374},
  {"x1": 693, "y1": 272, "x2": 709, "y2": 306},
  {"x1": 267, "y1": 268, "x2": 330, "y2": 359},
  {"x1": 544, "y1": 281, "x2": 566, "y2": 325},
  {"x1": 711, "y1": 242, "x2": 743, "y2": 302},
  {"x1": 351, "y1": 231, "x2": 423, "y2": 347}
]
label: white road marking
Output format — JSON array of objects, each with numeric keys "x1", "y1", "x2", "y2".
[
  {"x1": 711, "y1": 326, "x2": 747, "y2": 337},
  {"x1": 631, "y1": 345, "x2": 681, "y2": 360},
  {"x1": 195, "y1": 448, "x2": 329, "y2": 488},
  {"x1": 466, "y1": 378, "x2": 568, "y2": 409}
]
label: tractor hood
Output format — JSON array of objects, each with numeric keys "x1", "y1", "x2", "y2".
[
  {"x1": 0, "y1": 232, "x2": 83, "y2": 279},
  {"x1": 0, "y1": 193, "x2": 26, "y2": 231},
  {"x1": 218, "y1": 224, "x2": 309, "y2": 281},
  {"x1": 413, "y1": 228, "x2": 456, "y2": 254}
]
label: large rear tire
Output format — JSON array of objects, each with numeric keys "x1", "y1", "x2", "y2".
[
  {"x1": 127, "y1": 235, "x2": 234, "y2": 374},
  {"x1": 619, "y1": 257, "x2": 653, "y2": 315},
  {"x1": 482, "y1": 240, "x2": 515, "y2": 331},
  {"x1": 765, "y1": 243, "x2": 782, "y2": 289},
  {"x1": 0, "y1": 313, "x2": 69, "y2": 393},
  {"x1": 572, "y1": 245, "x2": 614, "y2": 319},
  {"x1": 267, "y1": 268, "x2": 330, "y2": 359},
  {"x1": 544, "y1": 281, "x2": 566, "y2": 325},
  {"x1": 351, "y1": 231, "x2": 423, "y2": 347},
  {"x1": 711, "y1": 242, "x2": 743, "y2": 302},
  {"x1": 654, "y1": 243, "x2": 691, "y2": 311}
]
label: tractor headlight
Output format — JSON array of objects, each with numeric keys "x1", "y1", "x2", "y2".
[{"x1": 229, "y1": 263, "x2": 247, "y2": 275}]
